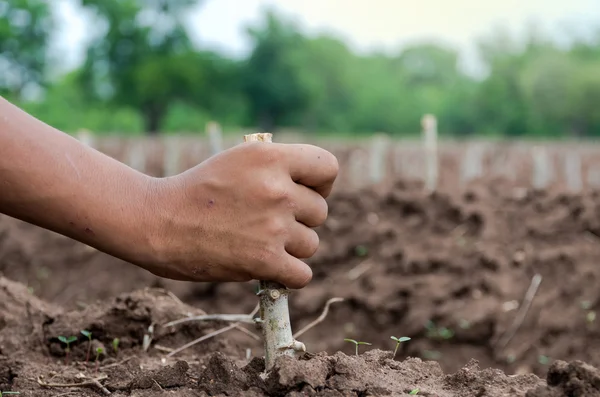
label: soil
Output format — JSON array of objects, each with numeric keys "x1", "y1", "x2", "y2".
[{"x1": 2, "y1": 176, "x2": 600, "y2": 395}]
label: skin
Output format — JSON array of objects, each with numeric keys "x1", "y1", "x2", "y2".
[{"x1": 0, "y1": 96, "x2": 338, "y2": 289}]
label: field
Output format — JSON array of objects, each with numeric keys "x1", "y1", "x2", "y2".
[{"x1": 1, "y1": 135, "x2": 600, "y2": 396}]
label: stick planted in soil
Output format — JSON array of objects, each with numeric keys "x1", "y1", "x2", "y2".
[{"x1": 243, "y1": 133, "x2": 306, "y2": 370}]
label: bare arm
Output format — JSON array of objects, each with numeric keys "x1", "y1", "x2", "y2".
[
  {"x1": 0, "y1": 96, "x2": 339, "y2": 289},
  {"x1": 0, "y1": 96, "x2": 158, "y2": 265}
]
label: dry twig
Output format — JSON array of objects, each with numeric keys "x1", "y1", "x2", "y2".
[
  {"x1": 166, "y1": 304, "x2": 260, "y2": 358},
  {"x1": 495, "y1": 274, "x2": 542, "y2": 353},
  {"x1": 293, "y1": 298, "x2": 345, "y2": 339},
  {"x1": 99, "y1": 356, "x2": 134, "y2": 370},
  {"x1": 37, "y1": 374, "x2": 111, "y2": 395}
]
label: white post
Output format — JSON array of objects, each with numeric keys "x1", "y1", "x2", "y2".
[
  {"x1": 163, "y1": 135, "x2": 181, "y2": 177},
  {"x1": 77, "y1": 129, "x2": 95, "y2": 148},
  {"x1": 421, "y1": 114, "x2": 438, "y2": 192},
  {"x1": 587, "y1": 165, "x2": 600, "y2": 189},
  {"x1": 532, "y1": 145, "x2": 552, "y2": 190},
  {"x1": 349, "y1": 149, "x2": 367, "y2": 189},
  {"x1": 369, "y1": 133, "x2": 388, "y2": 184},
  {"x1": 461, "y1": 143, "x2": 486, "y2": 185},
  {"x1": 206, "y1": 121, "x2": 223, "y2": 156},
  {"x1": 564, "y1": 150, "x2": 582, "y2": 192},
  {"x1": 127, "y1": 138, "x2": 146, "y2": 173}
]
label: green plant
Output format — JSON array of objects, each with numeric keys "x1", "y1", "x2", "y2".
[
  {"x1": 425, "y1": 321, "x2": 454, "y2": 340},
  {"x1": 0, "y1": 392, "x2": 21, "y2": 396},
  {"x1": 95, "y1": 347, "x2": 104, "y2": 373},
  {"x1": 409, "y1": 388, "x2": 419, "y2": 395},
  {"x1": 81, "y1": 330, "x2": 92, "y2": 363},
  {"x1": 58, "y1": 335, "x2": 77, "y2": 365},
  {"x1": 390, "y1": 336, "x2": 411, "y2": 359},
  {"x1": 344, "y1": 338, "x2": 371, "y2": 356},
  {"x1": 112, "y1": 338, "x2": 120, "y2": 355}
]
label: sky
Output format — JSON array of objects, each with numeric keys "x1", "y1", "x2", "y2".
[{"x1": 54, "y1": 0, "x2": 600, "y2": 76}]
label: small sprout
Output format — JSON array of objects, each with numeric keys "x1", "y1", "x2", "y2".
[
  {"x1": 438, "y1": 327, "x2": 454, "y2": 340},
  {"x1": 58, "y1": 335, "x2": 77, "y2": 365},
  {"x1": 0, "y1": 392, "x2": 21, "y2": 396},
  {"x1": 95, "y1": 347, "x2": 104, "y2": 373},
  {"x1": 81, "y1": 330, "x2": 92, "y2": 363},
  {"x1": 112, "y1": 338, "x2": 120, "y2": 355},
  {"x1": 410, "y1": 389, "x2": 420, "y2": 395},
  {"x1": 459, "y1": 319, "x2": 471, "y2": 329},
  {"x1": 538, "y1": 355, "x2": 550, "y2": 365},
  {"x1": 344, "y1": 338, "x2": 371, "y2": 356},
  {"x1": 587, "y1": 311, "x2": 596, "y2": 323},
  {"x1": 390, "y1": 336, "x2": 411, "y2": 359},
  {"x1": 354, "y1": 245, "x2": 368, "y2": 257},
  {"x1": 580, "y1": 300, "x2": 592, "y2": 310},
  {"x1": 506, "y1": 354, "x2": 516, "y2": 364}
]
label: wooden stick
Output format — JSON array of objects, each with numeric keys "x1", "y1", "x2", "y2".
[
  {"x1": 243, "y1": 133, "x2": 306, "y2": 370},
  {"x1": 495, "y1": 274, "x2": 542, "y2": 353},
  {"x1": 165, "y1": 304, "x2": 260, "y2": 358},
  {"x1": 293, "y1": 297, "x2": 344, "y2": 338},
  {"x1": 37, "y1": 374, "x2": 110, "y2": 395}
]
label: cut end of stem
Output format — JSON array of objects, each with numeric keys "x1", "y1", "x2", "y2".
[{"x1": 244, "y1": 133, "x2": 273, "y2": 143}]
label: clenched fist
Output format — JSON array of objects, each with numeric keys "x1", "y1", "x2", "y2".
[
  {"x1": 142, "y1": 141, "x2": 339, "y2": 289},
  {"x1": 0, "y1": 97, "x2": 338, "y2": 289}
]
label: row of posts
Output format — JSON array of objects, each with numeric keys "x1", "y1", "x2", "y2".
[{"x1": 76, "y1": 116, "x2": 599, "y2": 192}]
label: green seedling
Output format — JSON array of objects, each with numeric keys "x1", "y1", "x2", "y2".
[
  {"x1": 112, "y1": 338, "x2": 120, "y2": 355},
  {"x1": 390, "y1": 336, "x2": 411, "y2": 359},
  {"x1": 58, "y1": 335, "x2": 77, "y2": 365},
  {"x1": 0, "y1": 392, "x2": 21, "y2": 396},
  {"x1": 95, "y1": 347, "x2": 104, "y2": 373},
  {"x1": 409, "y1": 388, "x2": 419, "y2": 395},
  {"x1": 81, "y1": 330, "x2": 92, "y2": 363},
  {"x1": 344, "y1": 338, "x2": 371, "y2": 356},
  {"x1": 354, "y1": 245, "x2": 368, "y2": 257}
]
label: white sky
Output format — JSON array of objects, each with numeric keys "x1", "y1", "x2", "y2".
[{"x1": 54, "y1": 0, "x2": 600, "y2": 76}]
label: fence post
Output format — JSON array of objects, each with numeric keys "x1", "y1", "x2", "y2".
[
  {"x1": 369, "y1": 133, "x2": 388, "y2": 184},
  {"x1": 206, "y1": 121, "x2": 223, "y2": 156},
  {"x1": 422, "y1": 114, "x2": 438, "y2": 192},
  {"x1": 532, "y1": 145, "x2": 552, "y2": 190}
]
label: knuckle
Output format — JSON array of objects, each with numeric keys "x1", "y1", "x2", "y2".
[
  {"x1": 315, "y1": 198, "x2": 329, "y2": 225},
  {"x1": 305, "y1": 229, "x2": 320, "y2": 257},
  {"x1": 266, "y1": 217, "x2": 288, "y2": 237}
]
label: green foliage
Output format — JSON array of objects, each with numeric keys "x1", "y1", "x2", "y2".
[
  {"x1": 112, "y1": 337, "x2": 120, "y2": 354},
  {"x1": 0, "y1": 392, "x2": 21, "y2": 396},
  {"x1": 390, "y1": 336, "x2": 411, "y2": 359},
  {"x1": 409, "y1": 389, "x2": 420, "y2": 395},
  {"x1": 6, "y1": 3, "x2": 600, "y2": 137},
  {"x1": 0, "y1": 0, "x2": 53, "y2": 98},
  {"x1": 343, "y1": 338, "x2": 371, "y2": 356},
  {"x1": 58, "y1": 335, "x2": 77, "y2": 349}
]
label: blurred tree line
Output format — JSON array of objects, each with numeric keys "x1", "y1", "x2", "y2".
[{"x1": 2, "y1": 0, "x2": 600, "y2": 137}]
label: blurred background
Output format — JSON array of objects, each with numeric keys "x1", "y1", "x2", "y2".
[{"x1": 3, "y1": 0, "x2": 600, "y2": 139}]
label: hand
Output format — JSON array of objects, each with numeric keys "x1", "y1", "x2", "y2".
[{"x1": 141, "y1": 141, "x2": 339, "y2": 289}]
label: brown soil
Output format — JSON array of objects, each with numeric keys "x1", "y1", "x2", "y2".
[{"x1": 2, "y1": 177, "x2": 600, "y2": 395}]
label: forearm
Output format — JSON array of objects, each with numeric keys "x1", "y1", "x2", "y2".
[{"x1": 0, "y1": 96, "x2": 158, "y2": 264}]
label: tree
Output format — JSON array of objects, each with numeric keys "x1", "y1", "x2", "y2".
[
  {"x1": 241, "y1": 9, "x2": 317, "y2": 131},
  {"x1": 79, "y1": 0, "x2": 204, "y2": 134},
  {"x1": 0, "y1": 0, "x2": 54, "y2": 99}
]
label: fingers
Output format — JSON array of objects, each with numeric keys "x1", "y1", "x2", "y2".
[
  {"x1": 291, "y1": 183, "x2": 328, "y2": 227},
  {"x1": 280, "y1": 144, "x2": 339, "y2": 198},
  {"x1": 275, "y1": 254, "x2": 313, "y2": 289},
  {"x1": 285, "y1": 223, "x2": 320, "y2": 259}
]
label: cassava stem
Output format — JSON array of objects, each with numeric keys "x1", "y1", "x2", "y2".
[{"x1": 243, "y1": 133, "x2": 306, "y2": 370}]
